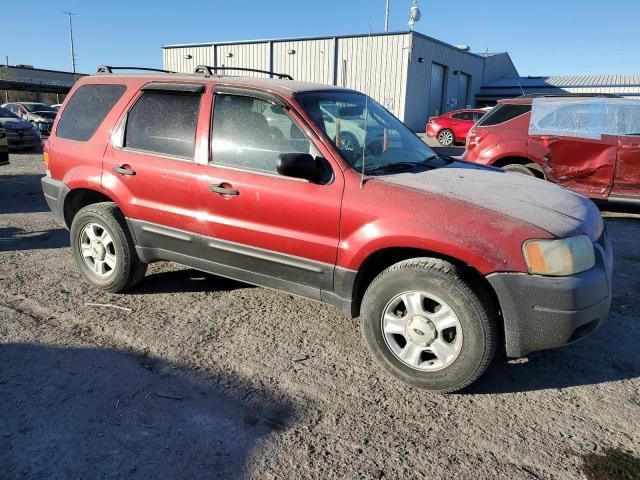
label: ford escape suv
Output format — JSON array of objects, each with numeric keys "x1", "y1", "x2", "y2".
[{"x1": 41, "y1": 67, "x2": 613, "y2": 392}]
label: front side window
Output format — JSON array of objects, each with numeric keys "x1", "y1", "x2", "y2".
[
  {"x1": 211, "y1": 94, "x2": 311, "y2": 174},
  {"x1": 124, "y1": 90, "x2": 200, "y2": 159},
  {"x1": 57, "y1": 84, "x2": 126, "y2": 141},
  {"x1": 296, "y1": 90, "x2": 445, "y2": 175}
]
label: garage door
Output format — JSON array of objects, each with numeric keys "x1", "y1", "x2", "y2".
[{"x1": 428, "y1": 63, "x2": 446, "y2": 117}]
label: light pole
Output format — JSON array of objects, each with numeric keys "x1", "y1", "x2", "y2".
[{"x1": 64, "y1": 12, "x2": 77, "y2": 74}]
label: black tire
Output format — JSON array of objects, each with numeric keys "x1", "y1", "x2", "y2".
[
  {"x1": 437, "y1": 129, "x2": 455, "y2": 146},
  {"x1": 70, "y1": 202, "x2": 147, "y2": 293},
  {"x1": 501, "y1": 164, "x2": 536, "y2": 176},
  {"x1": 360, "y1": 258, "x2": 497, "y2": 392}
]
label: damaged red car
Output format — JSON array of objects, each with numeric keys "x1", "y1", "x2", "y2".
[{"x1": 463, "y1": 94, "x2": 640, "y2": 203}]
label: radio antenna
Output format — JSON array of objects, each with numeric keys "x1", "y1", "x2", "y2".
[{"x1": 360, "y1": 21, "x2": 372, "y2": 189}]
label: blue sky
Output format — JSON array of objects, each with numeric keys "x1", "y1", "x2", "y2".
[{"x1": 1, "y1": 0, "x2": 639, "y2": 76}]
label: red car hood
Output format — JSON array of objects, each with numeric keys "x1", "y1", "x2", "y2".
[{"x1": 378, "y1": 165, "x2": 604, "y2": 240}]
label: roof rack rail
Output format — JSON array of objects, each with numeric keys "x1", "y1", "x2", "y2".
[
  {"x1": 516, "y1": 93, "x2": 620, "y2": 99},
  {"x1": 96, "y1": 65, "x2": 176, "y2": 75},
  {"x1": 194, "y1": 65, "x2": 293, "y2": 80}
]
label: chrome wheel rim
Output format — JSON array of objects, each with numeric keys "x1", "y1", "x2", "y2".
[
  {"x1": 79, "y1": 223, "x2": 117, "y2": 277},
  {"x1": 438, "y1": 130, "x2": 454, "y2": 146},
  {"x1": 381, "y1": 291, "x2": 463, "y2": 371},
  {"x1": 340, "y1": 135, "x2": 356, "y2": 152}
]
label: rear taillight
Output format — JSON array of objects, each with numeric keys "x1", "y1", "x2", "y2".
[
  {"x1": 43, "y1": 143, "x2": 50, "y2": 176},
  {"x1": 466, "y1": 128, "x2": 487, "y2": 150}
]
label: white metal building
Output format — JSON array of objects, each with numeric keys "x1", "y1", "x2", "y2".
[{"x1": 162, "y1": 31, "x2": 519, "y2": 131}]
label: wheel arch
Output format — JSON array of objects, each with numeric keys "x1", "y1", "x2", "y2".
[
  {"x1": 491, "y1": 156, "x2": 545, "y2": 178},
  {"x1": 350, "y1": 247, "x2": 500, "y2": 322},
  {"x1": 63, "y1": 188, "x2": 119, "y2": 229}
]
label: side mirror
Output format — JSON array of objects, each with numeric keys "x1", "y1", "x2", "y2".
[{"x1": 277, "y1": 152, "x2": 319, "y2": 182}]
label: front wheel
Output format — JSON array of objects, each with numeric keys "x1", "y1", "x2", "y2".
[
  {"x1": 70, "y1": 202, "x2": 147, "y2": 293},
  {"x1": 360, "y1": 258, "x2": 497, "y2": 392}
]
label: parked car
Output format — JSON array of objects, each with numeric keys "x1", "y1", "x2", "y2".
[
  {"x1": 42, "y1": 69, "x2": 612, "y2": 392},
  {"x1": 0, "y1": 107, "x2": 42, "y2": 151},
  {"x1": 1, "y1": 102, "x2": 57, "y2": 135},
  {"x1": 263, "y1": 102, "x2": 389, "y2": 154},
  {"x1": 426, "y1": 109, "x2": 487, "y2": 146},
  {"x1": 462, "y1": 94, "x2": 639, "y2": 202},
  {"x1": 0, "y1": 125, "x2": 8, "y2": 166}
]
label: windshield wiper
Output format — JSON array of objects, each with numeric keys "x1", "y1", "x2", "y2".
[{"x1": 364, "y1": 161, "x2": 431, "y2": 175}]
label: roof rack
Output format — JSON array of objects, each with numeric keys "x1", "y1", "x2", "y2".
[
  {"x1": 96, "y1": 65, "x2": 176, "y2": 75},
  {"x1": 516, "y1": 93, "x2": 620, "y2": 99},
  {"x1": 194, "y1": 65, "x2": 293, "y2": 80}
]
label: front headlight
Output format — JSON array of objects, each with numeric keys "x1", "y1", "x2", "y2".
[{"x1": 523, "y1": 235, "x2": 595, "y2": 276}]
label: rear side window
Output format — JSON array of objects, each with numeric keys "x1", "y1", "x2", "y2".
[
  {"x1": 56, "y1": 84, "x2": 126, "y2": 141},
  {"x1": 452, "y1": 111, "x2": 474, "y2": 121},
  {"x1": 477, "y1": 104, "x2": 531, "y2": 127},
  {"x1": 124, "y1": 91, "x2": 201, "y2": 159}
]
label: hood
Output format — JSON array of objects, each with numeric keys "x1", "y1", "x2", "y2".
[
  {"x1": 379, "y1": 162, "x2": 603, "y2": 240},
  {"x1": 32, "y1": 111, "x2": 56, "y2": 120},
  {"x1": 0, "y1": 118, "x2": 32, "y2": 129}
]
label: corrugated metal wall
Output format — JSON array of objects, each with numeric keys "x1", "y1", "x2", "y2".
[
  {"x1": 336, "y1": 34, "x2": 410, "y2": 120},
  {"x1": 403, "y1": 35, "x2": 486, "y2": 130},
  {"x1": 161, "y1": 33, "x2": 516, "y2": 131},
  {"x1": 272, "y1": 39, "x2": 335, "y2": 84},
  {"x1": 214, "y1": 42, "x2": 271, "y2": 77},
  {"x1": 163, "y1": 45, "x2": 212, "y2": 74}
]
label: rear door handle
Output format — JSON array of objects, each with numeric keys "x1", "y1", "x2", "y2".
[
  {"x1": 112, "y1": 165, "x2": 136, "y2": 176},
  {"x1": 209, "y1": 183, "x2": 239, "y2": 196}
]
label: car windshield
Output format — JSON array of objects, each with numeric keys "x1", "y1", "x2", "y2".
[
  {"x1": 0, "y1": 107, "x2": 19, "y2": 118},
  {"x1": 296, "y1": 91, "x2": 443, "y2": 175},
  {"x1": 24, "y1": 103, "x2": 56, "y2": 112}
]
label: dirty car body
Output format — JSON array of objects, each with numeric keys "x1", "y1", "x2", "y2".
[
  {"x1": 41, "y1": 71, "x2": 613, "y2": 392},
  {"x1": 462, "y1": 95, "x2": 640, "y2": 203}
]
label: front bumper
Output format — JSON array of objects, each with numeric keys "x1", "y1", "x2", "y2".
[
  {"x1": 7, "y1": 129, "x2": 41, "y2": 150},
  {"x1": 41, "y1": 176, "x2": 69, "y2": 228},
  {"x1": 488, "y1": 232, "x2": 613, "y2": 357}
]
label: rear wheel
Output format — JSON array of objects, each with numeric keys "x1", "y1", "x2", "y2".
[
  {"x1": 437, "y1": 129, "x2": 455, "y2": 146},
  {"x1": 360, "y1": 258, "x2": 497, "y2": 392},
  {"x1": 70, "y1": 202, "x2": 147, "y2": 292}
]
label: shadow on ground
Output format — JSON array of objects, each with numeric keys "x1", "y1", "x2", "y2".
[
  {"x1": 132, "y1": 268, "x2": 252, "y2": 295},
  {"x1": 0, "y1": 227, "x2": 68, "y2": 252},
  {"x1": 0, "y1": 343, "x2": 294, "y2": 480},
  {"x1": 0, "y1": 174, "x2": 48, "y2": 215}
]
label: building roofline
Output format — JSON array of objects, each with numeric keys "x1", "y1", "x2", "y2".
[
  {"x1": 162, "y1": 30, "x2": 415, "y2": 48},
  {"x1": 162, "y1": 30, "x2": 490, "y2": 60},
  {"x1": 0, "y1": 65, "x2": 86, "y2": 76}
]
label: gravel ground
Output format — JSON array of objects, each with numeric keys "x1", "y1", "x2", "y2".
[{"x1": 1, "y1": 153, "x2": 639, "y2": 480}]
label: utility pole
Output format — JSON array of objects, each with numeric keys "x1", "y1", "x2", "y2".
[
  {"x1": 64, "y1": 12, "x2": 77, "y2": 74},
  {"x1": 384, "y1": 0, "x2": 390, "y2": 32}
]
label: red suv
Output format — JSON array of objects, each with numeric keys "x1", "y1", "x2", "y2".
[
  {"x1": 41, "y1": 67, "x2": 612, "y2": 392},
  {"x1": 463, "y1": 94, "x2": 640, "y2": 201},
  {"x1": 426, "y1": 109, "x2": 487, "y2": 146}
]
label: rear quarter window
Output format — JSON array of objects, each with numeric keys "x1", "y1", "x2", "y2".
[
  {"x1": 56, "y1": 84, "x2": 126, "y2": 141},
  {"x1": 477, "y1": 104, "x2": 531, "y2": 127}
]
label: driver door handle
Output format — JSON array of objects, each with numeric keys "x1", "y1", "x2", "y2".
[
  {"x1": 112, "y1": 165, "x2": 136, "y2": 176},
  {"x1": 209, "y1": 183, "x2": 239, "y2": 196}
]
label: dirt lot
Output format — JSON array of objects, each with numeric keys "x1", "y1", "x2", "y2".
[{"x1": 1, "y1": 153, "x2": 639, "y2": 480}]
